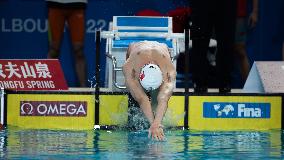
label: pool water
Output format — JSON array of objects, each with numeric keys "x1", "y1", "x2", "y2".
[{"x1": 0, "y1": 126, "x2": 283, "y2": 159}]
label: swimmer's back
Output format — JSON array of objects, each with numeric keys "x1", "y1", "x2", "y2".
[{"x1": 127, "y1": 41, "x2": 170, "y2": 60}]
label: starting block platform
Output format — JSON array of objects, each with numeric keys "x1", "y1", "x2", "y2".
[
  {"x1": 100, "y1": 16, "x2": 184, "y2": 91},
  {"x1": 243, "y1": 61, "x2": 284, "y2": 93}
]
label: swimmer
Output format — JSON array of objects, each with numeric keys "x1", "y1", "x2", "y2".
[{"x1": 123, "y1": 41, "x2": 176, "y2": 141}]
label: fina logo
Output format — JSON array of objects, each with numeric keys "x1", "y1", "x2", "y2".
[
  {"x1": 213, "y1": 104, "x2": 234, "y2": 117},
  {"x1": 20, "y1": 101, "x2": 87, "y2": 117},
  {"x1": 203, "y1": 102, "x2": 270, "y2": 118}
]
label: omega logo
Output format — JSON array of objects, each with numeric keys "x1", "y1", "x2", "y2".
[{"x1": 20, "y1": 101, "x2": 87, "y2": 117}]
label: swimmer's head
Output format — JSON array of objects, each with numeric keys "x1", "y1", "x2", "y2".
[{"x1": 139, "y1": 63, "x2": 163, "y2": 91}]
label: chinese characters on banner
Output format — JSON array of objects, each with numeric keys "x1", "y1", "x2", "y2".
[{"x1": 0, "y1": 59, "x2": 68, "y2": 90}]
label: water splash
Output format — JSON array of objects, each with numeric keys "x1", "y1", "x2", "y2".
[
  {"x1": 127, "y1": 105, "x2": 150, "y2": 131},
  {"x1": 163, "y1": 107, "x2": 184, "y2": 127},
  {"x1": 88, "y1": 75, "x2": 97, "y2": 89},
  {"x1": 108, "y1": 96, "x2": 129, "y2": 125}
]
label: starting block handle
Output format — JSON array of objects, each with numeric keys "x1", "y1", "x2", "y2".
[
  {"x1": 106, "y1": 53, "x2": 127, "y2": 89},
  {"x1": 100, "y1": 31, "x2": 185, "y2": 40}
]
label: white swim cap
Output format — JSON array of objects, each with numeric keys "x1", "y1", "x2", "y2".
[{"x1": 139, "y1": 64, "x2": 163, "y2": 91}]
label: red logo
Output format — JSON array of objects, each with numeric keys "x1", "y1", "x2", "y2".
[
  {"x1": 20, "y1": 101, "x2": 87, "y2": 117},
  {"x1": 139, "y1": 71, "x2": 145, "y2": 81}
]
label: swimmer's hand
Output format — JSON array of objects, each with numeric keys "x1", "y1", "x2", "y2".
[{"x1": 148, "y1": 122, "x2": 165, "y2": 141}]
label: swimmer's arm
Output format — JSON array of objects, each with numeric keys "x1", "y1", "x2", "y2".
[
  {"x1": 148, "y1": 81, "x2": 174, "y2": 141},
  {"x1": 149, "y1": 71, "x2": 176, "y2": 141},
  {"x1": 123, "y1": 66, "x2": 155, "y2": 124},
  {"x1": 154, "y1": 80, "x2": 175, "y2": 126},
  {"x1": 127, "y1": 80, "x2": 155, "y2": 123},
  {"x1": 154, "y1": 69, "x2": 176, "y2": 125}
]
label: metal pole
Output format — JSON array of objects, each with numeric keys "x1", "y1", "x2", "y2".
[
  {"x1": 0, "y1": 88, "x2": 4, "y2": 125},
  {"x1": 184, "y1": 27, "x2": 190, "y2": 130},
  {"x1": 95, "y1": 30, "x2": 101, "y2": 128}
]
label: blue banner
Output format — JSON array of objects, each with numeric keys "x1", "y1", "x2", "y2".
[{"x1": 203, "y1": 102, "x2": 271, "y2": 118}]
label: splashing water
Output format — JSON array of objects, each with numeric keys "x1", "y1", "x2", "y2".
[
  {"x1": 127, "y1": 105, "x2": 150, "y2": 131},
  {"x1": 108, "y1": 96, "x2": 129, "y2": 125},
  {"x1": 88, "y1": 76, "x2": 97, "y2": 89},
  {"x1": 163, "y1": 107, "x2": 185, "y2": 127}
]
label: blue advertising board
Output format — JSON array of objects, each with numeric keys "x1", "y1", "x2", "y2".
[{"x1": 203, "y1": 102, "x2": 270, "y2": 118}]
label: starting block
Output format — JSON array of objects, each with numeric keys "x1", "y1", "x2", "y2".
[
  {"x1": 243, "y1": 61, "x2": 284, "y2": 93},
  {"x1": 100, "y1": 16, "x2": 185, "y2": 91}
]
